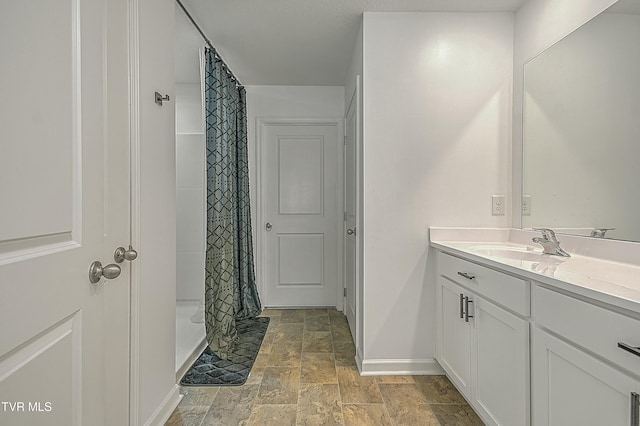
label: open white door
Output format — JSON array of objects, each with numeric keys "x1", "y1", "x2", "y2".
[
  {"x1": 344, "y1": 80, "x2": 360, "y2": 341},
  {"x1": 0, "y1": 1, "x2": 131, "y2": 425}
]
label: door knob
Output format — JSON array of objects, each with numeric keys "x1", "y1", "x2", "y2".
[
  {"x1": 89, "y1": 261, "x2": 121, "y2": 284},
  {"x1": 114, "y1": 245, "x2": 138, "y2": 263},
  {"x1": 346, "y1": 228, "x2": 356, "y2": 236},
  {"x1": 265, "y1": 223, "x2": 272, "y2": 231}
]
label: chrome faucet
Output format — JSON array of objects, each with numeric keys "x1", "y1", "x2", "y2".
[
  {"x1": 590, "y1": 228, "x2": 615, "y2": 238},
  {"x1": 532, "y1": 228, "x2": 571, "y2": 257}
]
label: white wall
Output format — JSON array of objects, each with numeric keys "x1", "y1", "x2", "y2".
[
  {"x1": 522, "y1": 13, "x2": 640, "y2": 241},
  {"x1": 244, "y1": 85, "x2": 345, "y2": 298},
  {"x1": 175, "y1": 84, "x2": 205, "y2": 301},
  {"x1": 361, "y1": 12, "x2": 513, "y2": 371},
  {"x1": 136, "y1": 0, "x2": 178, "y2": 422},
  {"x1": 511, "y1": 0, "x2": 619, "y2": 226}
]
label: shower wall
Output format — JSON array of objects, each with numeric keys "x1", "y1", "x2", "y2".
[{"x1": 176, "y1": 84, "x2": 205, "y2": 301}]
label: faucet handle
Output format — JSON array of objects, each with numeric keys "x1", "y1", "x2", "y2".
[
  {"x1": 590, "y1": 228, "x2": 615, "y2": 238},
  {"x1": 533, "y1": 228, "x2": 558, "y2": 242},
  {"x1": 531, "y1": 228, "x2": 571, "y2": 257}
]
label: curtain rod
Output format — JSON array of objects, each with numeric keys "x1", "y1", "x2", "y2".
[{"x1": 175, "y1": 0, "x2": 244, "y2": 88}]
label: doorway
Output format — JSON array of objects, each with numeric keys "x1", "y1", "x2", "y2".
[{"x1": 258, "y1": 119, "x2": 344, "y2": 308}]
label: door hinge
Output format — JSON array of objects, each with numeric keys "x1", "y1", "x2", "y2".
[
  {"x1": 343, "y1": 288, "x2": 347, "y2": 297},
  {"x1": 344, "y1": 135, "x2": 347, "y2": 145}
]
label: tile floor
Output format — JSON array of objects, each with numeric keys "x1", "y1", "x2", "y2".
[{"x1": 166, "y1": 308, "x2": 483, "y2": 425}]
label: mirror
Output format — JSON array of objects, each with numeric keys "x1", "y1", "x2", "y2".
[{"x1": 522, "y1": 0, "x2": 640, "y2": 242}]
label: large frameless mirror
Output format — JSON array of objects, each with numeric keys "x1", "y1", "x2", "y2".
[{"x1": 522, "y1": 0, "x2": 640, "y2": 242}]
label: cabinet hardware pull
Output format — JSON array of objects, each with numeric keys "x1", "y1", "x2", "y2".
[
  {"x1": 618, "y1": 342, "x2": 640, "y2": 358},
  {"x1": 459, "y1": 293, "x2": 465, "y2": 319},
  {"x1": 457, "y1": 272, "x2": 475, "y2": 280},
  {"x1": 464, "y1": 296, "x2": 474, "y2": 322},
  {"x1": 631, "y1": 392, "x2": 639, "y2": 426}
]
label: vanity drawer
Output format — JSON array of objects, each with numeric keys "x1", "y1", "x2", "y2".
[
  {"x1": 438, "y1": 252, "x2": 530, "y2": 317},
  {"x1": 535, "y1": 285, "x2": 640, "y2": 376}
]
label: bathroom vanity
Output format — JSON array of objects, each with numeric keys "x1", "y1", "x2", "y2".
[{"x1": 430, "y1": 228, "x2": 640, "y2": 426}]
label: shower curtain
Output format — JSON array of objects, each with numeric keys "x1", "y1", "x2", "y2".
[{"x1": 202, "y1": 47, "x2": 261, "y2": 359}]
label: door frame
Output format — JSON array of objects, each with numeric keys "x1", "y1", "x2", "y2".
[
  {"x1": 256, "y1": 117, "x2": 344, "y2": 310},
  {"x1": 128, "y1": 0, "x2": 142, "y2": 422}
]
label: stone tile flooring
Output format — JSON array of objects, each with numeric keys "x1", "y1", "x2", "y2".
[{"x1": 166, "y1": 308, "x2": 484, "y2": 425}]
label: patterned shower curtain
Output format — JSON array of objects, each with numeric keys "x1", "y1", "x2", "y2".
[{"x1": 202, "y1": 47, "x2": 261, "y2": 359}]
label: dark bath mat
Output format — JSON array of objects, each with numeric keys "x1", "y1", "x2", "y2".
[{"x1": 180, "y1": 316, "x2": 270, "y2": 386}]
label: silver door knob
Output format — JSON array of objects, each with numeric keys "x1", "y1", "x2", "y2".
[
  {"x1": 346, "y1": 228, "x2": 356, "y2": 236},
  {"x1": 114, "y1": 245, "x2": 138, "y2": 263},
  {"x1": 89, "y1": 261, "x2": 121, "y2": 284},
  {"x1": 265, "y1": 222, "x2": 272, "y2": 231}
]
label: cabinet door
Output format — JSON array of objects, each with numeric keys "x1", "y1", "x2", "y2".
[
  {"x1": 533, "y1": 327, "x2": 640, "y2": 426},
  {"x1": 472, "y1": 296, "x2": 530, "y2": 426},
  {"x1": 439, "y1": 278, "x2": 472, "y2": 395}
]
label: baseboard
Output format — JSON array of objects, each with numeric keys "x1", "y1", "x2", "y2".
[
  {"x1": 176, "y1": 337, "x2": 208, "y2": 382},
  {"x1": 355, "y1": 349, "x2": 363, "y2": 372},
  {"x1": 144, "y1": 384, "x2": 181, "y2": 426},
  {"x1": 359, "y1": 358, "x2": 445, "y2": 376}
]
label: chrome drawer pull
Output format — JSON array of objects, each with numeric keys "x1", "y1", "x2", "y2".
[
  {"x1": 464, "y1": 296, "x2": 474, "y2": 322},
  {"x1": 618, "y1": 342, "x2": 640, "y2": 358},
  {"x1": 631, "y1": 392, "x2": 639, "y2": 426},
  {"x1": 457, "y1": 272, "x2": 475, "y2": 280},
  {"x1": 459, "y1": 293, "x2": 465, "y2": 319}
]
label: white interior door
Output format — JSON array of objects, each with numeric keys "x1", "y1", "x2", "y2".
[
  {"x1": 262, "y1": 122, "x2": 341, "y2": 307},
  {"x1": 0, "y1": 1, "x2": 130, "y2": 425},
  {"x1": 344, "y1": 84, "x2": 359, "y2": 339}
]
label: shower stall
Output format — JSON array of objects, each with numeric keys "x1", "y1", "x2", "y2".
[{"x1": 175, "y1": 83, "x2": 207, "y2": 377}]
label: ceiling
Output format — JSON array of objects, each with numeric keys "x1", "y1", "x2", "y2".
[{"x1": 176, "y1": 0, "x2": 529, "y2": 86}]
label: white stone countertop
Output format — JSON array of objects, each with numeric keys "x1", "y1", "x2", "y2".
[{"x1": 429, "y1": 227, "x2": 640, "y2": 315}]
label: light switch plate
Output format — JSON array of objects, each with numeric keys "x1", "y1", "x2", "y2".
[{"x1": 492, "y1": 195, "x2": 505, "y2": 216}]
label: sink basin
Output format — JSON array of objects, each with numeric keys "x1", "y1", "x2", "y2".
[{"x1": 472, "y1": 245, "x2": 564, "y2": 264}]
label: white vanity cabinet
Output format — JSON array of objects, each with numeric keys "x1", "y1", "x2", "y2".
[
  {"x1": 532, "y1": 285, "x2": 640, "y2": 426},
  {"x1": 435, "y1": 252, "x2": 530, "y2": 426},
  {"x1": 431, "y1": 227, "x2": 640, "y2": 426},
  {"x1": 439, "y1": 278, "x2": 473, "y2": 395}
]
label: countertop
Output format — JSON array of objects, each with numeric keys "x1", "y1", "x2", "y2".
[{"x1": 430, "y1": 228, "x2": 640, "y2": 315}]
